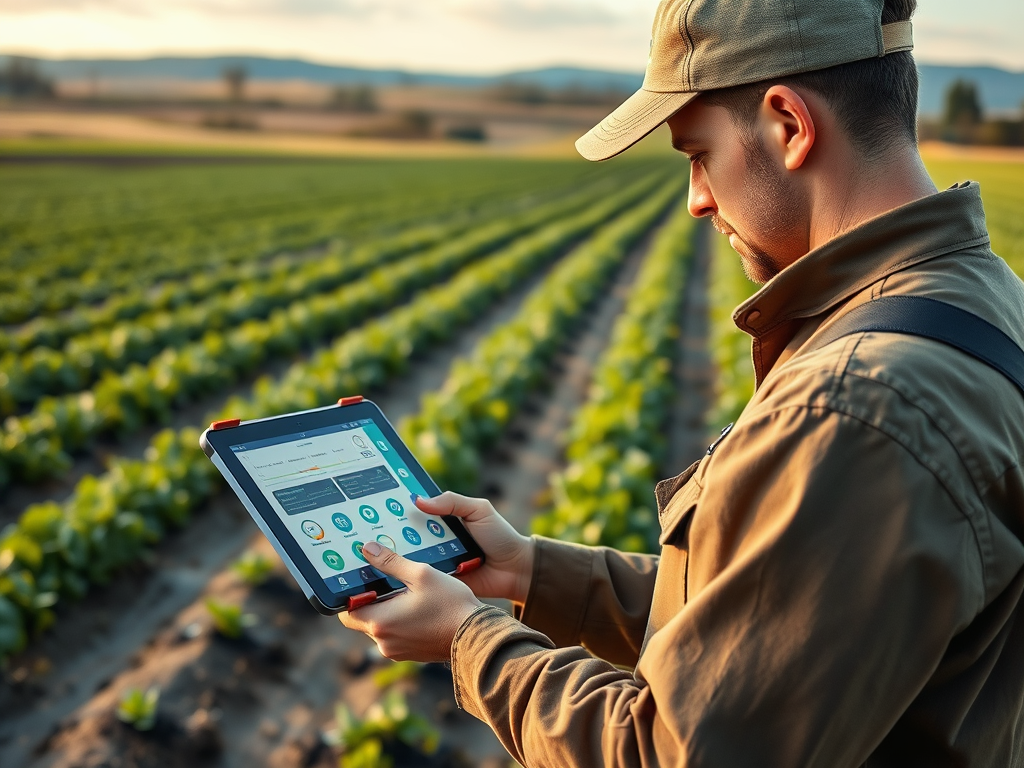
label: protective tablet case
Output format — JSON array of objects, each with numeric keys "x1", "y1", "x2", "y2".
[{"x1": 199, "y1": 396, "x2": 482, "y2": 615}]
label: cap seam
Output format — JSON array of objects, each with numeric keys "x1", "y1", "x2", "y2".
[
  {"x1": 788, "y1": 0, "x2": 806, "y2": 71},
  {"x1": 682, "y1": 0, "x2": 696, "y2": 92}
]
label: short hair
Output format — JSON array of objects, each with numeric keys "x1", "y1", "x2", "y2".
[{"x1": 702, "y1": 0, "x2": 919, "y2": 161}]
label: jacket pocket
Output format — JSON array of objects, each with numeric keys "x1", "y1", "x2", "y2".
[
  {"x1": 655, "y1": 459, "x2": 701, "y2": 514},
  {"x1": 658, "y1": 468, "x2": 701, "y2": 547}
]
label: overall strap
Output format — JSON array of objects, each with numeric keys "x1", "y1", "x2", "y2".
[{"x1": 807, "y1": 295, "x2": 1024, "y2": 397}]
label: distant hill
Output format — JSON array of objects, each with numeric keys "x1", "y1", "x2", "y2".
[
  {"x1": 0, "y1": 55, "x2": 644, "y2": 94},
  {"x1": 2, "y1": 54, "x2": 1022, "y2": 115}
]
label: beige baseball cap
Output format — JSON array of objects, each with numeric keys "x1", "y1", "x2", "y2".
[{"x1": 576, "y1": 0, "x2": 914, "y2": 161}]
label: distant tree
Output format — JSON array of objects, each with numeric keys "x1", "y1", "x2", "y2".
[
  {"x1": 398, "y1": 110, "x2": 433, "y2": 138},
  {"x1": 942, "y1": 80, "x2": 983, "y2": 142},
  {"x1": 446, "y1": 123, "x2": 487, "y2": 142},
  {"x1": 492, "y1": 81, "x2": 548, "y2": 105},
  {"x1": 0, "y1": 57, "x2": 55, "y2": 99},
  {"x1": 330, "y1": 84, "x2": 377, "y2": 112},
  {"x1": 223, "y1": 65, "x2": 247, "y2": 103}
]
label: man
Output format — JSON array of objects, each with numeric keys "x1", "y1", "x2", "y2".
[{"x1": 342, "y1": 0, "x2": 1024, "y2": 764}]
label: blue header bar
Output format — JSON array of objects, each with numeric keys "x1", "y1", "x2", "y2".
[{"x1": 230, "y1": 418, "x2": 373, "y2": 453}]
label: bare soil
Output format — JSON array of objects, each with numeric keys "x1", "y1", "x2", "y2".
[
  {"x1": 0, "y1": 218, "x2": 716, "y2": 768},
  {"x1": 0, "y1": 257, "x2": 559, "y2": 767}
]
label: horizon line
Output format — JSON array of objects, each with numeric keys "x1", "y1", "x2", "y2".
[{"x1": 2, "y1": 50, "x2": 1023, "y2": 79}]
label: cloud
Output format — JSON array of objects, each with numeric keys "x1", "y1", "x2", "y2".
[
  {"x1": 0, "y1": 0, "x2": 399, "y2": 17},
  {"x1": 914, "y1": 20, "x2": 1024, "y2": 69},
  {"x1": 450, "y1": 0, "x2": 628, "y2": 29},
  {"x1": 0, "y1": 0, "x2": 143, "y2": 13},
  {"x1": 0, "y1": 0, "x2": 638, "y2": 26}
]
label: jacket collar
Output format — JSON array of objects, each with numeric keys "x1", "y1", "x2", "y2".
[{"x1": 733, "y1": 182, "x2": 991, "y2": 385}]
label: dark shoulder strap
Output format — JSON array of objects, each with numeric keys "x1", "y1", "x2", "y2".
[{"x1": 807, "y1": 295, "x2": 1024, "y2": 397}]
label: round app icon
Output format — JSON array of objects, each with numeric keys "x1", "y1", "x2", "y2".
[
  {"x1": 322, "y1": 550, "x2": 344, "y2": 570},
  {"x1": 358, "y1": 505, "x2": 379, "y2": 524},
  {"x1": 301, "y1": 520, "x2": 325, "y2": 540},
  {"x1": 352, "y1": 541, "x2": 367, "y2": 562},
  {"x1": 385, "y1": 498, "x2": 404, "y2": 516},
  {"x1": 402, "y1": 527, "x2": 422, "y2": 546},
  {"x1": 426, "y1": 519, "x2": 445, "y2": 538},
  {"x1": 331, "y1": 512, "x2": 353, "y2": 532},
  {"x1": 376, "y1": 534, "x2": 396, "y2": 551}
]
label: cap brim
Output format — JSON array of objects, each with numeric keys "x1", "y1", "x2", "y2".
[{"x1": 576, "y1": 89, "x2": 697, "y2": 162}]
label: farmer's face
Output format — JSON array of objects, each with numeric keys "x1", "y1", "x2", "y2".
[{"x1": 667, "y1": 98, "x2": 809, "y2": 284}]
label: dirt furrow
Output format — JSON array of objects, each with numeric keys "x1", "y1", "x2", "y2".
[
  {"x1": 666, "y1": 219, "x2": 716, "y2": 472},
  {"x1": 0, "y1": 256, "x2": 562, "y2": 767},
  {"x1": 2, "y1": 214, "x2": 701, "y2": 768}
]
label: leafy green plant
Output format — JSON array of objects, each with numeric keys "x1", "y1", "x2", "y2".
[
  {"x1": 0, "y1": 173, "x2": 623, "y2": 416},
  {"x1": 532, "y1": 201, "x2": 695, "y2": 553},
  {"x1": 0, "y1": 169, "x2": 667, "y2": 662},
  {"x1": 707, "y1": 228, "x2": 758, "y2": 432},
  {"x1": 323, "y1": 690, "x2": 440, "y2": 768},
  {"x1": 205, "y1": 599, "x2": 257, "y2": 640},
  {"x1": 0, "y1": 171, "x2": 655, "y2": 490},
  {"x1": 401, "y1": 178, "x2": 684, "y2": 494},
  {"x1": 231, "y1": 550, "x2": 276, "y2": 586},
  {"x1": 116, "y1": 686, "x2": 160, "y2": 732},
  {"x1": 0, "y1": 160, "x2": 595, "y2": 324},
  {"x1": 372, "y1": 660, "x2": 422, "y2": 689}
]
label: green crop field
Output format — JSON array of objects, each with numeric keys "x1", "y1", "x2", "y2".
[{"x1": 0, "y1": 154, "x2": 1020, "y2": 767}]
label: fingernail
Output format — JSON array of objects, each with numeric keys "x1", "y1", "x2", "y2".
[
  {"x1": 410, "y1": 493, "x2": 420, "y2": 504},
  {"x1": 362, "y1": 541, "x2": 382, "y2": 557}
]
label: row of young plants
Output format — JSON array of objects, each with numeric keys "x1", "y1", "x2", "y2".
[
  {"x1": 0, "y1": 210, "x2": 447, "y2": 357},
  {"x1": 706, "y1": 230, "x2": 758, "y2": 432},
  {"x1": 0, "y1": 166, "x2": 630, "y2": 356},
  {"x1": 399, "y1": 179, "x2": 685, "y2": 494},
  {"x1": 0, "y1": 180, "x2": 673, "y2": 659},
  {"x1": 0, "y1": 223, "x2": 461, "y2": 409},
  {"x1": 0, "y1": 175, "x2": 632, "y2": 413},
  {"x1": 530, "y1": 202, "x2": 695, "y2": 553},
  {"x1": 0, "y1": 190, "x2": 457, "y2": 325},
  {"x1": 1, "y1": 160, "x2": 606, "y2": 323},
  {"x1": 0, "y1": 174, "x2": 663, "y2": 492}
]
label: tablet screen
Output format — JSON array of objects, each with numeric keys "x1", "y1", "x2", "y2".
[{"x1": 229, "y1": 417, "x2": 466, "y2": 594}]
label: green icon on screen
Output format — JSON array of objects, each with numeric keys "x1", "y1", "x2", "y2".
[
  {"x1": 359, "y1": 505, "x2": 379, "y2": 524},
  {"x1": 322, "y1": 550, "x2": 345, "y2": 570}
]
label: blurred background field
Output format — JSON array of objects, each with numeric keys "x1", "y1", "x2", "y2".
[{"x1": 2, "y1": 1, "x2": 1024, "y2": 766}]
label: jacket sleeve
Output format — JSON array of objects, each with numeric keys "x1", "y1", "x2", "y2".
[
  {"x1": 450, "y1": 407, "x2": 985, "y2": 768},
  {"x1": 515, "y1": 536, "x2": 658, "y2": 668}
]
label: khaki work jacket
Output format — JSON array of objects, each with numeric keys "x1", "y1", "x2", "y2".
[{"x1": 450, "y1": 182, "x2": 1024, "y2": 767}]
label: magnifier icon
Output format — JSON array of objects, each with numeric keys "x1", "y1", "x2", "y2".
[{"x1": 352, "y1": 435, "x2": 369, "y2": 450}]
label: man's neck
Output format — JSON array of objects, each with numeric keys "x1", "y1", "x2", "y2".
[{"x1": 809, "y1": 146, "x2": 939, "y2": 252}]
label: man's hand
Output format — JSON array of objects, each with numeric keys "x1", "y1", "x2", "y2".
[
  {"x1": 339, "y1": 541, "x2": 484, "y2": 662},
  {"x1": 414, "y1": 492, "x2": 535, "y2": 604},
  {"x1": 339, "y1": 493, "x2": 535, "y2": 661}
]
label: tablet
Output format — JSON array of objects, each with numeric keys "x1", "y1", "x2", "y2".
[{"x1": 200, "y1": 396, "x2": 484, "y2": 614}]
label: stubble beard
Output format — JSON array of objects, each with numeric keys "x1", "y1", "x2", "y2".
[{"x1": 717, "y1": 131, "x2": 807, "y2": 285}]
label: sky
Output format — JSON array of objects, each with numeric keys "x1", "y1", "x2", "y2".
[{"x1": 1, "y1": 0, "x2": 1022, "y2": 75}]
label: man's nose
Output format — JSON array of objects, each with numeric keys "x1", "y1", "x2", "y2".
[{"x1": 687, "y1": 165, "x2": 716, "y2": 219}]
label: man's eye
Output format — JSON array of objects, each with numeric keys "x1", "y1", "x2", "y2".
[{"x1": 688, "y1": 152, "x2": 707, "y2": 167}]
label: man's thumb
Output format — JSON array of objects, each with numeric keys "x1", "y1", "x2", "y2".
[{"x1": 361, "y1": 541, "x2": 425, "y2": 586}]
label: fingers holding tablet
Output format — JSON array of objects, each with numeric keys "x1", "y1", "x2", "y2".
[
  {"x1": 412, "y1": 492, "x2": 535, "y2": 605},
  {"x1": 340, "y1": 541, "x2": 484, "y2": 663}
]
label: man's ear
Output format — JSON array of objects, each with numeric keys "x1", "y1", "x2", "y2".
[{"x1": 760, "y1": 85, "x2": 816, "y2": 171}]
